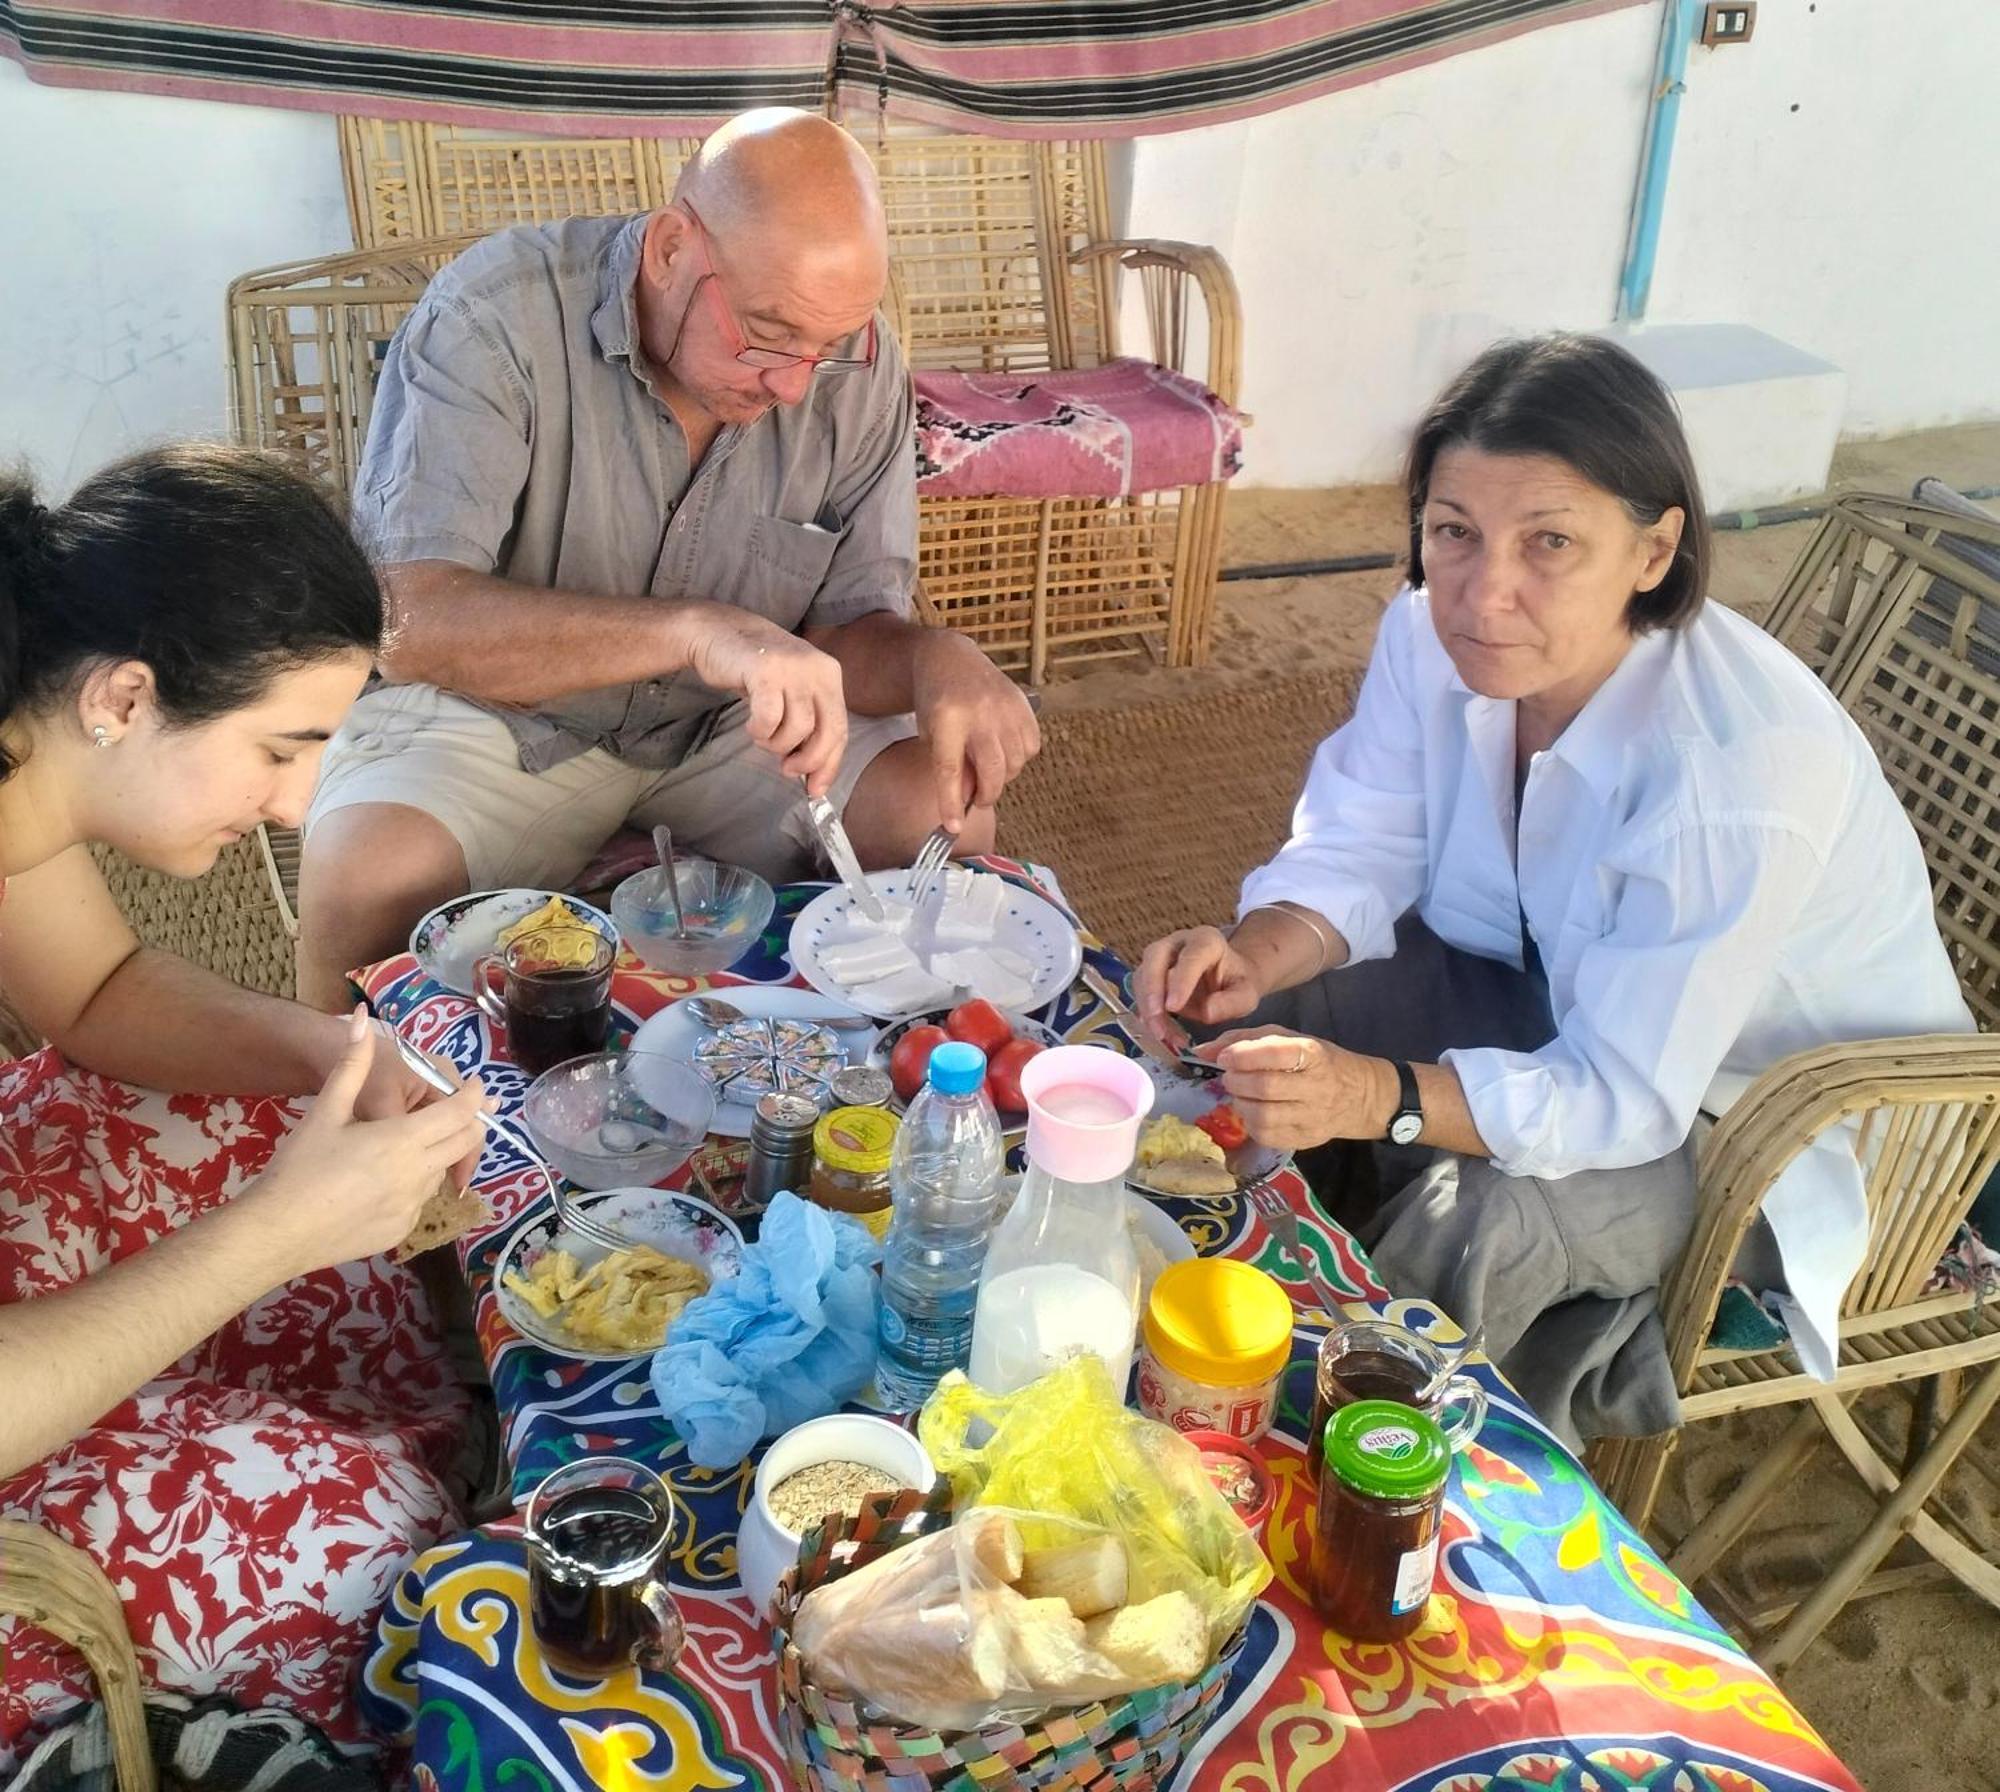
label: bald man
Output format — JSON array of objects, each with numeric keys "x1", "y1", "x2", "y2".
[{"x1": 296, "y1": 110, "x2": 1037, "y2": 1009}]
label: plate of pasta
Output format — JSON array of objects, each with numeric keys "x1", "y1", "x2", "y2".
[{"x1": 495, "y1": 1188, "x2": 744, "y2": 1360}]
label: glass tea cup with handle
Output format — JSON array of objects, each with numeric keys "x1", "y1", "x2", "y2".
[
  {"x1": 1305, "y1": 1318, "x2": 1487, "y2": 1482},
  {"x1": 524, "y1": 1456, "x2": 685, "y2": 1678},
  {"x1": 472, "y1": 928, "x2": 615, "y2": 1077}
]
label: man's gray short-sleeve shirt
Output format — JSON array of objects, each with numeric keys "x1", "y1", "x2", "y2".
[{"x1": 353, "y1": 213, "x2": 917, "y2": 772}]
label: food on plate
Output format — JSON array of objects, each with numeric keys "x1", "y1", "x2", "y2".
[
  {"x1": 889, "y1": 1022, "x2": 953, "y2": 1102},
  {"x1": 493, "y1": 894, "x2": 600, "y2": 966},
  {"x1": 1135, "y1": 1114, "x2": 1237, "y2": 1196},
  {"x1": 1193, "y1": 1103, "x2": 1250, "y2": 1152},
  {"x1": 945, "y1": 998, "x2": 1014, "y2": 1058},
  {"x1": 767, "y1": 1459, "x2": 909, "y2": 1533},
  {"x1": 503, "y1": 1243, "x2": 709, "y2": 1352},
  {"x1": 818, "y1": 868, "x2": 1041, "y2": 1010},
  {"x1": 986, "y1": 1036, "x2": 1045, "y2": 1113},
  {"x1": 693, "y1": 1017, "x2": 843, "y2": 1099}
]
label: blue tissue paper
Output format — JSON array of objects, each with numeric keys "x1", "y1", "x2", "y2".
[{"x1": 648, "y1": 1190, "x2": 881, "y2": 1469}]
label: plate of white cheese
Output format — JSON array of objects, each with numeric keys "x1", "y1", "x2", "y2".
[{"x1": 789, "y1": 866, "x2": 1082, "y2": 1019}]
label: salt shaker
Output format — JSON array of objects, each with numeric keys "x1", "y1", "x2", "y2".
[{"x1": 745, "y1": 1091, "x2": 820, "y2": 1210}]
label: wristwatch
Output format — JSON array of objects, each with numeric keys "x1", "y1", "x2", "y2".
[{"x1": 1384, "y1": 1060, "x2": 1424, "y2": 1146}]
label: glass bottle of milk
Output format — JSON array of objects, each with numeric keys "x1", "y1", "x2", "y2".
[{"x1": 968, "y1": 1045, "x2": 1156, "y2": 1397}]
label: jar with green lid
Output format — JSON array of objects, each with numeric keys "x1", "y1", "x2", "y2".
[
  {"x1": 809, "y1": 1105, "x2": 900, "y2": 1239},
  {"x1": 1309, "y1": 1399, "x2": 1450, "y2": 1641}
]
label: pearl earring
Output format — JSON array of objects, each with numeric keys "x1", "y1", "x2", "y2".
[{"x1": 91, "y1": 726, "x2": 112, "y2": 749}]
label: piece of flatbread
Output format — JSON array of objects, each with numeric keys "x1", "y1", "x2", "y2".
[
  {"x1": 393, "y1": 1179, "x2": 489, "y2": 1260},
  {"x1": 1141, "y1": 1159, "x2": 1239, "y2": 1198}
]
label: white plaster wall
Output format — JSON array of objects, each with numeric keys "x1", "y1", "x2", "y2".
[
  {"x1": 1645, "y1": 0, "x2": 2000, "y2": 442},
  {"x1": 0, "y1": 62, "x2": 346, "y2": 496},
  {"x1": 1123, "y1": 3, "x2": 1661, "y2": 486}
]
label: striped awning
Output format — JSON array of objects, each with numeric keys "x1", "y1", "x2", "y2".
[{"x1": 0, "y1": 0, "x2": 1642, "y2": 139}]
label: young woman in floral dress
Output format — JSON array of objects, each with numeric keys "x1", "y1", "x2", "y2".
[{"x1": 0, "y1": 446, "x2": 491, "y2": 1770}]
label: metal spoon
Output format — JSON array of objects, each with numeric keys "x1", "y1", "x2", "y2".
[
  {"x1": 681, "y1": 993, "x2": 874, "y2": 1035},
  {"x1": 653, "y1": 824, "x2": 691, "y2": 940},
  {"x1": 1414, "y1": 1326, "x2": 1485, "y2": 1403}
]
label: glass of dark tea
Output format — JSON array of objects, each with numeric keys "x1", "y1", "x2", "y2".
[
  {"x1": 524, "y1": 1456, "x2": 684, "y2": 1678},
  {"x1": 474, "y1": 929, "x2": 616, "y2": 1077},
  {"x1": 1305, "y1": 1319, "x2": 1487, "y2": 1482}
]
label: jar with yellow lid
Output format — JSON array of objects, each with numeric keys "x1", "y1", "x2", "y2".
[
  {"x1": 809, "y1": 1105, "x2": 900, "y2": 1239},
  {"x1": 1136, "y1": 1258, "x2": 1293, "y2": 1441}
]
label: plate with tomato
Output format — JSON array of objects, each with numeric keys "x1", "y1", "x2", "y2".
[
  {"x1": 871, "y1": 998, "x2": 1064, "y2": 1132},
  {"x1": 1126, "y1": 1065, "x2": 1291, "y2": 1201}
]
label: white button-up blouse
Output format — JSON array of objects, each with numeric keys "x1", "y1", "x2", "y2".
[{"x1": 1240, "y1": 587, "x2": 1974, "y2": 1374}]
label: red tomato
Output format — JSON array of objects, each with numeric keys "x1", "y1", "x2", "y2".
[
  {"x1": 889, "y1": 1024, "x2": 952, "y2": 1102},
  {"x1": 945, "y1": 998, "x2": 1014, "y2": 1057},
  {"x1": 985, "y1": 1036, "x2": 1045, "y2": 1113},
  {"x1": 1195, "y1": 1103, "x2": 1250, "y2": 1152}
]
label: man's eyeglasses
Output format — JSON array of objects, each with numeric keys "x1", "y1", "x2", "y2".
[{"x1": 678, "y1": 201, "x2": 878, "y2": 376}]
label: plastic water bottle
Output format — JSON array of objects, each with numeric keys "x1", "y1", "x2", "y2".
[{"x1": 875, "y1": 1040, "x2": 1005, "y2": 1411}]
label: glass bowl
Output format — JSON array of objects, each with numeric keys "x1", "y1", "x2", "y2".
[
  {"x1": 612, "y1": 859, "x2": 777, "y2": 976},
  {"x1": 520, "y1": 1052, "x2": 717, "y2": 1190}
]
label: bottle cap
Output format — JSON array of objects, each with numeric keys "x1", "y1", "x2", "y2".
[
  {"x1": 1019, "y1": 1045, "x2": 1155, "y2": 1184},
  {"x1": 1142, "y1": 1259, "x2": 1294, "y2": 1386},
  {"x1": 927, "y1": 1040, "x2": 987, "y2": 1096},
  {"x1": 813, "y1": 1105, "x2": 899, "y2": 1174},
  {"x1": 1322, "y1": 1400, "x2": 1451, "y2": 1500}
]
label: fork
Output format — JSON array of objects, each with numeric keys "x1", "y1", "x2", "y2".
[
  {"x1": 1241, "y1": 1173, "x2": 1352, "y2": 1323},
  {"x1": 382, "y1": 1025, "x2": 632, "y2": 1254},
  {"x1": 905, "y1": 826, "x2": 956, "y2": 914}
]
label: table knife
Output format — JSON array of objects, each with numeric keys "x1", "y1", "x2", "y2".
[{"x1": 799, "y1": 783, "x2": 887, "y2": 922}]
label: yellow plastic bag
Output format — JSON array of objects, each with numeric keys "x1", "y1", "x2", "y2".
[{"x1": 918, "y1": 1356, "x2": 1271, "y2": 1649}]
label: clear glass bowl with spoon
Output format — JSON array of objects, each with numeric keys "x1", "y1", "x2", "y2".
[
  {"x1": 521, "y1": 1052, "x2": 717, "y2": 1190},
  {"x1": 612, "y1": 859, "x2": 776, "y2": 977}
]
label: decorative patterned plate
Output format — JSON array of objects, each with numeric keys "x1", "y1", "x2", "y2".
[{"x1": 409, "y1": 888, "x2": 620, "y2": 998}]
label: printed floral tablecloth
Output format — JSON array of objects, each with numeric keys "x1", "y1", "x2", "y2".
[{"x1": 355, "y1": 862, "x2": 1860, "y2": 1792}]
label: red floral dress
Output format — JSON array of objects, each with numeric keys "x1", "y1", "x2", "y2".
[{"x1": 0, "y1": 1047, "x2": 472, "y2": 1772}]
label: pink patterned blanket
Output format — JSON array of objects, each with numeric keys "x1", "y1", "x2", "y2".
[{"x1": 914, "y1": 359, "x2": 1245, "y2": 501}]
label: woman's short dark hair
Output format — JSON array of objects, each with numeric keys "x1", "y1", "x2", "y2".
[
  {"x1": 1403, "y1": 333, "x2": 1711, "y2": 633},
  {"x1": 0, "y1": 444, "x2": 382, "y2": 781}
]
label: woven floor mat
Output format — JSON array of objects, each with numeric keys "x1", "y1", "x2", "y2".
[
  {"x1": 994, "y1": 668, "x2": 1361, "y2": 962},
  {"x1": 92, "y1": 837, "x2": 296, "y2": 999}
]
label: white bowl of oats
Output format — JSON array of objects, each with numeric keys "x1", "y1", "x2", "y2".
[{"x1": 738, "y1": 1414, "x2": 937, "y2": 1619}]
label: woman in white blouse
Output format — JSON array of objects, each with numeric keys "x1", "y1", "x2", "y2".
[{"x1": 1136, "y1": 334, "x2": 1971, "y2": 1446}]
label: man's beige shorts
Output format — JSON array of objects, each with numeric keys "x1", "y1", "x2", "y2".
[{"x1": 305, "y1": 683, "x2": 916, "y2": 890}]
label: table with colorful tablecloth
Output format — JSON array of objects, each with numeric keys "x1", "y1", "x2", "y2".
[{"x1": 354, "y1": 861, "x2": 1859, "y2": 1792}]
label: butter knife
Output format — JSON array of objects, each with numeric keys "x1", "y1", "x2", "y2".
[
  {"x1": 1079, "y1": 963, "x2": 1185, "y2": 1073},
  {"x1": 800, "y1": 782, "x2": 886, "y2": 922},
  {"x1": 1079, "y1": 963, "x2": 1220, "y2": 1080}
]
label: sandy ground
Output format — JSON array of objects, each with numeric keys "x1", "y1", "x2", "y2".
[{"x1": 1036, "y1": 421, "x2": 2000, "y2": 1789}]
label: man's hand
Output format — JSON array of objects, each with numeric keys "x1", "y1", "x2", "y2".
[
  {"x1": 680, "y1": 603, "x2": 850, "y2": 795},
  {"x1": 912, "y1": 632, "x2": 1040, "y2": 831}
]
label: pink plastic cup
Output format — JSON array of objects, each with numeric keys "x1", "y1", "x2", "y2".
[{"x1": 1020, "y1": 1045, "x2": 1157, "y2": 1184}]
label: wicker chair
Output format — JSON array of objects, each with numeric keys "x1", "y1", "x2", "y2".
[
  {"x1": 1589, "y1": 493, "x2": 2000, "y2": 1672},
  {"x1": 322, "y1": 118, "x2": 1244, "y2": 681},
  {"x1": 0, "y1": 1521, "x2": 157, "y2": 1790}
]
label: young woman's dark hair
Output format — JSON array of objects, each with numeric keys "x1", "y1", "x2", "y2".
[
  {"x1": 0, "y1": 444, "x2": 383, "y2": 781},
  {"x1": 1403, "y1": 334, "x2": 1711, "y2": 634}
]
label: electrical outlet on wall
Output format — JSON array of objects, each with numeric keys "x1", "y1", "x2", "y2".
[{"x1": 1701, "y1": 3, "x2": 1756, "y2": 45}]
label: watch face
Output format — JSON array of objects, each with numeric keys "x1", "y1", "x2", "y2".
[{"x1": 1389, "y1": 1112, "x2": 1424, "y2": 1146}]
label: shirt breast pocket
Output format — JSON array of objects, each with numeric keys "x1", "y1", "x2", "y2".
[{"x1": 741, "y1": 513, "x2": 844, "y2": 629}]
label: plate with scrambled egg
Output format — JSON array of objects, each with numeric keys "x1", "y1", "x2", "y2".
[
  {"x1": 1128, "y1": 1070, "x2": 1290, "y2": 1201},
  {"x1": 494, "y1": 1187, "x2": 744, "y2": 1361},
  {"x1": 409, "y1": 888, "x2": 621, "y2": 996}
]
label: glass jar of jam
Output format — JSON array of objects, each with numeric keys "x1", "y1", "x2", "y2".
[
  {"x1": 1310, "y1": 1400, "x2": 1450, "y2": 1642},
  {"x1": 809, "y1": 1105, "x2": 899, "y2": 1238}
]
